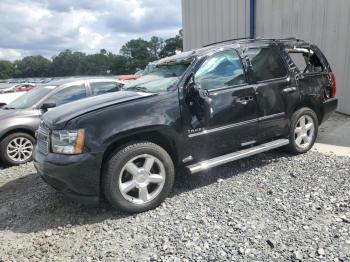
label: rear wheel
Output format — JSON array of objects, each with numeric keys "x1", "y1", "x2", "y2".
[
  {"x1": 102, "y1": 142, "x2": 175, "y2": 213},
  {"x1": 285, "y1": 108, "x2": 318, "y2": 154},
  {"x1": 0, "y1": 132, "x2": 35, "y2": 166}
]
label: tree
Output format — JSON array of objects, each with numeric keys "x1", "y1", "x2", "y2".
[
  {"x1": 120, "y1": 38, "x2": 152, "y2": 72},
  {"x1": 110, "y1": 55, "x2": 128, "y2": 75},
  {"x1": 14, "y1": 56, "x2": 51, "y2": 77},
  {"x1": 0, "y1": 60, "x2": 15, "y2": 79},
  {"x1": 51, "y1": 50, "x2": 85, "y2": 76},
  {"x1": 159, "y1": 35, "x2": 183, "y2": 58},
  {"x1": 148, "y1": 36, "x2": 164, "y2": 60}
]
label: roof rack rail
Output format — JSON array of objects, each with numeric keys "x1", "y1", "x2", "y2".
[
  {"x1": 203, "y1": 37, "x2": 252, "y2": 47},
  {"x1": 202, "y1": 37, "x2": 306, "y2": 48}
]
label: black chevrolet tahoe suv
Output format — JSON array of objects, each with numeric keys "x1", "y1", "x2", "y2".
[{"x1": 34, "y1": 38, "x2": 338, "y2": 213}]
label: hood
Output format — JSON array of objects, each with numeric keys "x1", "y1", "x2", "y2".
[
  {"x1": 0, "y1": 108, "x2": 37, "y2": 121},
  {"x1": 43, "y1": 91, "x2": 154, "y2": 128}
]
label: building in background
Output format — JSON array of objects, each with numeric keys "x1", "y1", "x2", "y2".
[{"x1": 181, "y1": 0, "x2": 350, "y2": 115}]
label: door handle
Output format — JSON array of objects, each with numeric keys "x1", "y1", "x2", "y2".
[
  {"x1": 236, "y1": 96, "x2": 254, "y2": 105},
  {"x1": 282, "y1": 87, "x2": 297, "y2": 93}
]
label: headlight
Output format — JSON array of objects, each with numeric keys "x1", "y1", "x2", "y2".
[{"x1": 51, "y1": 129, "x2": 85, "y2": 154}]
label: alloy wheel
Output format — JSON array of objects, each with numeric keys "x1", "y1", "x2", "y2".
[
  {"x1": 6, "y1": 137, "x2": 34, "y2": 163},
  {"x1": 118, "y1": 154, "x2": 166, "y2": 205},
  {"x1": 294, "y1": 115, "x2": 315, "y2": 149}
]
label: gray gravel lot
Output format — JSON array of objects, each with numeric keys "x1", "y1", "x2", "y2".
[{"x1": 0, "y1": 150, "x2": 350, "y2": 261}]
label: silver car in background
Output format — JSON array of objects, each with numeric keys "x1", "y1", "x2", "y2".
[{"x1": 0, "y1": 77, "x2": 124, "y2": 166}]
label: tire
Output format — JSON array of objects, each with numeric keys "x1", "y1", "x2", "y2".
[
  {"x1": 102, "y1": 142, "x2": 175, "y2": 213},
  {"x1": 0, "y1": 132, "x2": 35, "y2": 166},
  {"x1": 285, "y1": 107, "x2": 318, "y2": 154}
]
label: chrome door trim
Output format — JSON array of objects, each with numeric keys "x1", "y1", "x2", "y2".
[
  {"x1": 187, "y1": 112, "x2": 285, "y2": 138},
  {"x1": 258, "y1": 112, "x2": 285, "y2": 121},
  {"x1": 188, "y1": 118, "x2": 258, "y2": 138}
]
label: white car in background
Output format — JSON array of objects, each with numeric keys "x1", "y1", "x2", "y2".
[{"x1": 0, "y1": 92, "x2": 26, "y2": 107}]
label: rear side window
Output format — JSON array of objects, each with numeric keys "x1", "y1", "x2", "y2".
[
  {"x1": 194, "y1": 50, "x2": 246, "y2": 90},
  {"x1": 287, "y1": 49, "x2": 325, "y2": 73},
  {"x1": 246, "y1": 48, "x2": 287, "y2": 81},
  {"x1": 90, "y1": 81, "x2": 122, "y2": 96},
  {"x1": 45, "y1": 84, "x2": 87, "y2": 106}
]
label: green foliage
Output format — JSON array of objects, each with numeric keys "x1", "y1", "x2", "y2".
[
  {"x1": 14, "y1": 56, "x2": 51, "y2": 77},
  {"x1": 51, "y1": 50, "x2": 85, "y2": 76},
  {"x1": 0, "y1": 60, "x2": 15, "y2": 79},
  {"x1": 0, "y1": 34, "x2": 183, "y2": 79},
  {"x1": 159, "y1": 35, "x2": 183, "y2": 58}
]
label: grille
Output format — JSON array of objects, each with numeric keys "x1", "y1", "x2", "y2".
[{"x1": 37, "y1": 122, "x2": 50, "y2": 155}]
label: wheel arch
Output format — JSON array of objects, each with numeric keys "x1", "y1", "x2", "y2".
[
  {"x1": 0, "y1": 128, "x2": 36, "y2": 142},
  {"x1": 100, "y1": 126, "x2": 180, "y2": 174},
  {"x1": 293, "y1": 100, "x2": 322, "y2": 124}
]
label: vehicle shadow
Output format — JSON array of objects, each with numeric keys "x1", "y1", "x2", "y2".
[{"x1": 0, "y1": 150, "x2": 292, "y2": 234}]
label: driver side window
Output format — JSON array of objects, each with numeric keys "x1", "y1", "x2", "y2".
[
  {"x1": 194, "y1": 50, "x2": 246, "y2": 90},
  {"x1": 44, "y1": 84, "x2": 87, "y2": 106}
]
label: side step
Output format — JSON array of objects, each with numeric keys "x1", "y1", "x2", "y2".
[{"x1": 187, "y1": 139, "x2": 290, "y2": 174}]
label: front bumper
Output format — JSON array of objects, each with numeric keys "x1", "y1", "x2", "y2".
[
  {"x1": 321, "y1": 98, "x2": 338, "y2": 123},
  {"x1": 33, "y1": 147, "x2": 103, "y2": 206}
]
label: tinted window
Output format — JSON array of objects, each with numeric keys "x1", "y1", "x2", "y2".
[
  {"x1": 194, "y1": 50, "x2": 246, "y2": 90},
  {"x1": 45, "y1": 84, "x2": 87, "y2": 106},
  {"x1": 247, "y1": 48, "x2": 287, "y2": 81},
  {"x1": 90, "y1": 81, "x2": 121, "y2": 96}
]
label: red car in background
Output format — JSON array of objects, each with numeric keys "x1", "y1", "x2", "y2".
[
  {"x1": 117, "y1": 70, "x2": 144, "y2": 81},
  {"x1": 0, "y1": 83, "x2": 36, "y2": 93},
  {"x1": 117, "y1": 74, "x2": 141, "y2": 81},
  {"x1": 14, "y1": 83, "x2": 36, "y2": 92}
]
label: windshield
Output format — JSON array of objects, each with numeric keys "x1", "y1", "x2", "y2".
[
  {"x1": 5, "y1": 86, "x2": 56, "y2": 109},
  {"x1": 124, "y1": 63, "x2": 190, "y2": 92}
]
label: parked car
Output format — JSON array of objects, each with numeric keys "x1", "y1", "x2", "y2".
[
  {"x1": 0, "y1": 78, "x2": 124, "y2": 166},
  {"x1": 34, "y1": 38, "x2": 337, "y2": 213},
  {"x1": 14, "y1": 83, "x2": 36, "y2": 92},
  {"x1": 0, "y1": 83, "x2": 36, "y2": 93},
  {"x1": 118, "y1": 74, "x2": 142, "y2": 81},
  {"x1": 0, "y1": 92, "x2": 26, "y2": 107}
]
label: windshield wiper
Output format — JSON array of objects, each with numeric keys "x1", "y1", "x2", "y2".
[{"x1": 2, "y1": 106, "x2": 15, "y2": 110}]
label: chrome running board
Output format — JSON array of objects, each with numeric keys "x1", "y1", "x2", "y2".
[{"x1": 187, "y1": 139, "x2": 290, "y2": 174}]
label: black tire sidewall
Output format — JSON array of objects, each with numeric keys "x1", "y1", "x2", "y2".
[
  {"x1": 288, "y1": 108, "x2": 318, "y2": 154},
  {"x1": 103, "y1": 142, "x2": 175, "y2": 213},
  {"x1": 0, "y1": 132, "x2": 35, "y2": 166}
]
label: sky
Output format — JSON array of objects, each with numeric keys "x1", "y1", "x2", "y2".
[{"x1": 0, "y1": 0, "x2": 182, "y2": 61}]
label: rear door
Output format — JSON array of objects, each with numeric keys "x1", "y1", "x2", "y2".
[{"x1": 245, "y1": 46, "x2": 298, "y2": 140}]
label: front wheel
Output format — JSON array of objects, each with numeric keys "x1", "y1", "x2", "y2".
[
  {"x1": 285, "y1": 107, "x2": 318, "y2": 154},
  {"x1": 0, "y1": 132, "x2": 35, "y2": 166},
  {"x1": 102, "y1": 142, "x2": 175, "y2": 213}
]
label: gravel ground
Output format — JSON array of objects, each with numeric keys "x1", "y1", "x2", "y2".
[{"x1": 0, "y1": 150, "x2": 350, "y2": 261}]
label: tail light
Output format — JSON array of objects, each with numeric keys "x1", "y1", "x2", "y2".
[{"x1": 329, "y1": 72, "x2": 336, "y2": 98}]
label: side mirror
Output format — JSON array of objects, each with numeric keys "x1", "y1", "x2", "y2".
[{"x1": 41, "y1": 102, "x2": 56, "y2": 111}]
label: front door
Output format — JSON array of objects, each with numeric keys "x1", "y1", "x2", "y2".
[{"x1": 182, "y1": 49, "x2": 259, "y2": 161}]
